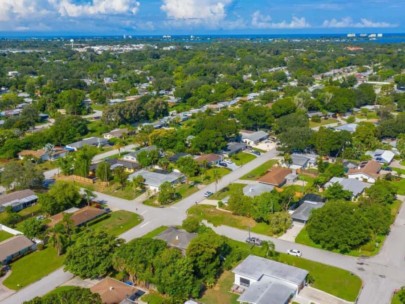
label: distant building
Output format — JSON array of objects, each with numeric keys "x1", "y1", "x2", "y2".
[
  {"x1": 241, "y1": 130, "x2": 269, "y2": 146},
  {"x1": 103, "y1": 128, "x2": 129, "y2": 140},
  {"x1": 334, "y1": 123, "x2": 358, "y2": 133},
  {"x1": 155, "y1": 227, "x2": 197, "y2": 253},
  {"x1": 66, "y1": 137, "x2": 109, "y2": 151},
  {"x1": 49, "y1": 206, "x2": 107, "y2": 228},
  {"x1": 233, "y1": 255, "x2": 308, "y2": 304},
  {"x1": 123, "y1": 146, "x2": 158, "y2": 163},
  {"x1": 18, "y1": 147, "x2": 68, "y2": 162},
  {"x1": 289, "y1": 154, "x2": 317, "y2": 170},
  {"x1": 325, "y1": 177, "x2": 371, "y2": 198},
  {"x1": 0, "y1": 190, "x2": 38, "y2": 213},
  {"x1": 243, "y1": 184, "x2": 274, "y2": 198},
  {"x1": 366, "y1": 149, "x2": 395, "y2": 164},
  {"x1": 223, "y1": 142, "x2": 247, "y2": 157},
  {"x1": 128, "y1": 169, "x2": 185, "y2": 192},
  {"x1": 195, "y1": 154, "x2": 223, "y2": 166},
  {"x1": 0, "y1": 235, "x2": 36, "y2": 264}
]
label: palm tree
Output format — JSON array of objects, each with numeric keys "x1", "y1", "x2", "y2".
[
  {"x1": 283, "y1": 153, "x2": 292, "y2": 168},
  {"x1": 261, "y1": 240, "x2": 276, "y2": 258},
  {"x1": 83, "y1": 188, "x2": 95, "y2": 206},
  {"x1": 114, "y1": 142, "x2": 124, "y2": 157},
  {"x1": 49, "y1": 229, "x2": 68, "y2": 256},
  {"x1": 212, "y1": 169, "x2": 220, "y2": 193}
]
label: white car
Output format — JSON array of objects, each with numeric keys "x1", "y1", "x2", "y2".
[{"x1": 287, "y1": 249, "x2": 302, "y2": 257}]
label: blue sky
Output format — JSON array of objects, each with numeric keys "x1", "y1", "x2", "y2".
[{"x1": 0, "y1": 0, "x2": 404, "y2": 35}]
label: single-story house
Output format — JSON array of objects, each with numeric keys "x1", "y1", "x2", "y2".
[
  {"x1": 18, "y1": 147, "x2": 68, "y2": 162},
  {"x1": 195, "y1": 154, "x2": 223, "y2": 166},
  {"x1": 258, "y1": 167, "x2": 292, "y2": 187},
  {"x1": 334, "y1": 123, "x2": 358, "y2": 133},
  {"x1": 0, "y1": 235, "x2": 36, "y2": 264},
  {"x1": 366, "y1": 149, "x2": 395, "y2": 164},
  {"x1": 289, "y1": 154, "x2": 317, "y2": 170},
  {"x1": 103, "y1": 128, "x2": 129, "y2": 140},
  {"x1": 222, "y1": 142, "x2": 247, "y2": 157},
  {"x1": 243, "y1": 184, "x2": 274, "y2": 198},
  {"x1": 0, "y1": 189, "x2": 38, "y2": 213},
  {"x1": 233, "y1": 255, "x2": 308, "y2": 304},
  {"x1": 168, "y1": 153, "x2": 190, "y2": 163},
  {"x1": 155, "y1": 227, "x2": 197, "y2": 253},
  {"x1": 90, "y1": 277, "x2": 145, "y2": 304},
  {"x1": 127, "y1": 169, "x2": 185, "y2": 192},
  {"x1": 291, "y1": 194, "x2": 325, "y2": 224},
  {"x1": 325, "y1": 177, "x2": 371, "y2": 198},
  {"x1": 90, "y1": 159, "x2": 141, "y2": 175},
  {"x1": 49, "y1": 206, "x2": 107, "y2": 228},
  {"x1": 348, "y1": 160, "x2": 381, "y2": 184},
  {"x1": 123, "y1": 146, "x2": 158, "y2": 163},
  {"x1": 66, "y1": 137, "x2": 109, "y2": 151},
  {"x1": 241, "y1": 131, "x2": 269, "y2": 146}
]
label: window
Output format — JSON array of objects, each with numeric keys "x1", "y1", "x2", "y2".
[{"x1": 240, "y1": 277, "x2": 250, "y2": 287}]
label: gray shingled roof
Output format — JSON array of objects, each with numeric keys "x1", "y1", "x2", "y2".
[
  {"x1": 292, "y1": 201, "x2": 325, "y2": 222},
  {"x1": 0, "y1": 189, "x2": 37, "y2": 208},
  {"x1": 241, "y1": 131, "x2": 268, "y2": 143},
  {"x1": 127, "y1": 170, "x2": 184, "y2": 188},
  {"x1": 155, "y1": 227, "x2": 197, "y2": 251},
  {"x1": 0, "y1": 235, "x2": 35, "y2": 263},
  {"x1": 233, "y1": 255, "x2": 308, "y2": 285},
  {"x1": 325, "y1": 177, "x2": 371, "y2": 197},
  {"x1": 243, "y1": 184, "x2": 274, "y2": 197},
  {"x1": 67, "y1": 137, "x2": 108, "y2": 149}
]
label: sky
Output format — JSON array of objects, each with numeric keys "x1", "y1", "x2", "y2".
[{"x1": 0, "y1": 0, "x2": 404, "y2": 35}]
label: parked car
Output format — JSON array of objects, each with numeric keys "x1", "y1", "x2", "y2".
[
  {"x1": 219, "y1": 162, "x2": 228, "y2": 167},
  {"x1": 246, "y1": 237, "x2": 262, "y2": 246},
  {"x1": 224, "y1": 159, "x2": 233, "y2": 164},
  {"x1": 204, "y1": 191, "x2": 213, "y2": 198},
  {"x1": 287, "y1": 249, "x2": 302, "y2": 257},
  {"x1": 252, "y1": 150, "x2": 261, "y2": 156}
]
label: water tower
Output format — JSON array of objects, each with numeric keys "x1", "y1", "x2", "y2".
[{"x1": 70, "y1": 39, "x2": 74, "y2": 49}]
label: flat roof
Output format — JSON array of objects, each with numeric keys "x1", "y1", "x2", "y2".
[{"x1": 233, "y1": 255, "x2": 308, "y2": 286}]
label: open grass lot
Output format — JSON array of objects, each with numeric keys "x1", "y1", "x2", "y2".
[
  {"x1": 188, "y1": 205, "x2": 277, "y2": 236},
  {"x1": 211, "y1": 183, "x2": 245, "y2": 200},
  {"x1": 392, "y1": 178, "x2": 405, "y2": 195},
  {"x1": 200, "y1": 271, "x2": 239, "y2": 304},
  {"x1": 230, "y1": 152, "x2": 256, "y2": 166},
  {"x1": 241, "y1": 159, "x2": 278, "y2": 180},
  {"x1": 3, "y1": 247, "x2": 65, "y2": 290},
  {"x1": 141, "y1": 226, "x2": 168, "y2": 239},
  {"x1": 226, "y1": 239, "x2": 361, "y2": 302},
  {"x1": 88, "y1": 210, "x2": 142, "y2": 236},
  {"x1": 309, "y1": 118, "x2": 338, "y2": 128},
  {"x1": 191, "y1": 167, "x2": 232, "y2": 185},
  {"x1": 0, "y1": 230, "x2": 13, "y2": 242}
]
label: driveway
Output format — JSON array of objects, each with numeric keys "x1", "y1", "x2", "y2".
[
  {"x1": 278, "y1": 222, "x2": 305, "y2": 242},
  {"x1": 295, "y1": 286, "x2": 353, "y2": 304}
]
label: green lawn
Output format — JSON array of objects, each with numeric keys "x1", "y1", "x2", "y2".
[
  {"x1": 226, "y1": 239, "x2": 362, "y2": 302},
  {"x1": 191, "y1": 167, "x2": 231, "y2": 185},
  {"x1": 200, "y1": 271, "x2": 239, "y2": 304},
  {"x1": 211, "y1": 183, "x2": 245, "y2": 200},
  {"x1": 0, "y1": 204, "x2": 43, "y2": 227},
  {"x1": 141, "y1": 292, "x2": 168, "y2": 304},
  {"x1": 3, "y1": 247, "x2": 65, "y2": 290},
  {"x1": 309, "y1": 118, "x2": 338, "y2": 128},
  {"x1": 0, "y1": 230, "x2": 13, "y2": 242},
  {"x1": 231, "y1": 152, "x2": 256, "y2": 166},
  {"x1": 241, "y1": 159, "x2": 278, "y2": 180},
  {"x1": 392, "y1": 178, "x2": 405, "y2": 195},
  {"x1": 141, "y1": 226, "x2": 168, "y2": 239},
  {"x1": 392, "y1": 289, "x2": 404, "y2": 304},
  {"x1": 144, "y1": 184, "x2": 199, "y2": 207},
  {"x1": 188, "y1": 205, "x2": 278, "y2": 236},
  {"x1": 46, "y1": 286, "x2": 77, "y2": 296},
  {"x1": 88, "y1": 210, "x2": 142, "y2": 236}
]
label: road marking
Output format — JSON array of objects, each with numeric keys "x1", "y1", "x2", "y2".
[
  {"x1": 141, "y1": 210, "x2": 148, "y2": 215},
  {"x1": 140, "y1": 221, "x2": 150, "y2": 228}
]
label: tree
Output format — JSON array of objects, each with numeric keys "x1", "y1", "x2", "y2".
[
  {"x1": 83, "y1": 189, "x2": 95, "y2": 206},
  {"x1": 40, "y1": 182, "x2": 81, "y2": 215},
  {"x1": 267, "y1": 212, "x2": 292, "y2": 235},
  {"x1": 360, "y1": 203, "x2": 391, "y2": 235},
  {"x1": 177, "y1": 156, "x2": 200, "y2": 177},
  {"x1": 353, "y1": 122, "x2": 379, "y2": 151},
  {"x1": 50, "y1": 116, "x2": 88, "y2": 146},
  {"x1": 261, "y1": 240, "x2": 276, "y2": 257},
  {"x1": 271, "y1": 98, "x2": 297, "y2": 118},
  {"x1": 365, "y1": 179, "x2": 397, "y2": 205},
  {"x1": 182, "y1": 217, "x2": 200, "y2": 233},
  {"x1": 57, "y1": 89, "x2": 87, "y2": 115},
  {"x1": 131, "y1": 175, "x2": 145, "y2": 192},
  {"x1": 307, "y1": 201, "x2": 370, "y2": 252},
  {"x1": 136, "y1": 149, "x2": 159, "y2": 168},
  {"x1": 24, "y1": 287, "x2": 102, "y2": 304},
  {"x1": 96, "y1": 161, "x2": 112, "y2": 182},
  {"x1": 113, "y1": 166, "x2": 128, "y2": 188},
  {"x1": 324, "y1": 183, "x2": 353, "y2": 201},
  {"x1": 57, "y1": 154, "x2": 75, "y2": 175},
  {"x1": 158, "y1": 182, "x2": 177, "y2": 205},
  {"x1": 21, "y1": 218, "x2": 45, "y2": 239},
  {"x1": 73, "y1": 146, "x2": 98, "y2": 177},
  {"x1": 278, "y1": 127, "x2": 314, "y2": 153},
  {"x1": 0, "y1": 160, "x2": 44, "y2": 190},
  {"x1": 396, "y1": 134, "x2": 405, "y2": 159},
  {"x1": 64, "y1": 231, "x2": 123, "y2": 278}
]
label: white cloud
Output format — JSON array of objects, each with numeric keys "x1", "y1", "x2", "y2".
[
  {"x1": 251, "y1": 11, "x2": 311, "y2": 29},
  {"x1": 55, "y1": 0, "x2": 140, "y2": 17},
  {"x1": 0, "y1": 0, "x2": 50, "y2": 22},
  {"x1": 161, "y1": 0, "x2": 232, "y2": 22},
  {"x1": 322, "y1": 17, "x2": 397, "y2": 28}
]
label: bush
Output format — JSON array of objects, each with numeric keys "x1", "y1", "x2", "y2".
[
  {"x1": 311, "y1": 115, "x2": 321, "y2": 123},
  {"x1": 182, "y1": 217, "x2": 200, "y2": 233},
  {"x1": 346, "y1": 116, "x2": 356, "y2": 123}
]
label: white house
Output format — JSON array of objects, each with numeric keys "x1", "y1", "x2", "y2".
[
  {"x1": 366, "y1": 149, "x2": 395, "y2": 164},
  {"x1": 123, "y1": 146, "x2": 158, "y2": 163},
  {"x1": 127, "y1": 169, "x2": 185, "y2": 192},
  {"x1": 241, "y1": 131, "x2": 269, "y2": 146},
  {"x1": 233, "y1": 255, "x2": 308, "y2": 304},
  {"x1": 347, "y1": 160, "x2": 381, "y2": 184}
]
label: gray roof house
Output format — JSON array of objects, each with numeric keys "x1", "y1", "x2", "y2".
[
  {"x1": 243, "y1": 184, "x2": 274, "y2": 197},
  {"x1": 233, "y1": 255, "x2": 308, "y2": 304},
  {"x1": 325, "y1": 177, "x2": 371, "y2": 198},
  {"x1": 0, "y1": 235, "x2": 36, "y2": 264},
  {"x1": 222, "y1": 142, "x2": 247, "y2": 157},
  {"x1": 291, "y1": 194, "x2": 325, "y2": 223},
  {"x1": 127, "y1": 169, "x2": 185, "y2": 191},
  {"x1": 155, "y1": 227, "x2": 197, "y2": 253},
  {"x1": 123, "y1": 146, "x2": 158, "y2": 163},
  {"x1": 0, "y1": 190, "x2": 38, "y2": 213},
  {"x1": 290, "y1": 154, "x2": 317, "y2": 170},
  {"x1": 334, "y1": 123, "x2": 358, "y2": 133},
  {"x1": 241, "y1": 131, "x2": 269, "y2": 146},
  {"x1": 66, "y1": 137, "x2": 109, "y2": 151},
  {"x1": 366, "y1": 149, "x2": 395, "y2": 164}
]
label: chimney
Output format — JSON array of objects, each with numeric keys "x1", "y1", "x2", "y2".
[
  {"x1": 109, "y1": 287, "x2": 114, "y2": 291},
  {"x1": 176, "y1": 235, "x2": 179, "y2": 241}
]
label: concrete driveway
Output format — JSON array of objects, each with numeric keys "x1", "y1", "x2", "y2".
[
  {"x1": 295, "y1": 286, "x2": 353, "y2": 304},
  {"x1": 279, "y1": 222, "x2": 305, "y2": 242}
]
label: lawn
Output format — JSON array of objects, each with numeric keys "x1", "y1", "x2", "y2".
[
  {"x1": 141, "y1": 292, "x2": 169, "y2": 304},
  {"x1": 200, "y1": 271, "x2": 239, "y2": 304},
  {"x1": 0, "y1": 204, "x2": 43, "y2": 227},
  {"x1": 141, "y1": 226, "x2": 168, "y2": 239},
  {"x1": 46, "y1": 286, "x2": 77, "y2": 296},
  {"x1": 392, "y1": 178, "x2": 405, "y2": 195},
  {"x1": 392, "y1": 290, "x2": 404, "y2": 304},
  {"x1": 88, "y1": 210, "x2": 142, "y2": 236},
  {"x1": 230, "y1": 152, "x2": 256, "y2": 166},
  {"x1": 3, "y1": 246, "x2": 65, "y2": 290},
  {"x1": 0, "y1": 230, "x2": 13, "y2": 242},
  {"x1": 241, "y1": 159, "x2": 278, "y2": 180},
  {"x1": 309, "y1": 118, "x2": 338, "y2": 128},
  {"x1": 188, "y1": 205, "x2": 278, "y2": 236},
  {"x1": 225, "y1": 238, "x2": 362, "y2": 302},
  {"x1": 144, "y1": 184, "x2": 198, "y2": 207},
  {"x1": 192, "y1": 167, "x2": 232, "y2": 185},
  {"x1": 211, "y1": 183, "x2": 245, "y2": 200}
]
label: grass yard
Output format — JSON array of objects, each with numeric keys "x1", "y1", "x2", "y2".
[
  {"x1": 230, "y1": 152, "x2": 256, "y2": 166},
  {"x1": 200, "y1": 271, "x2": 239, "y2": 304},
  {"x1": 241, "y1": 159, "x2": 278, "y2": 180},
  {"x1": 3, "y1": 246, "x2": 65, "y2": 290},
  {"x1": 141, "y1": 292, "x2": 169, "y2": 304},
  {"x1": 211, "y1": 183, "x2": 245, "y2": 200},
  {"x1": 191, "y1": 167, "x2": 232, "y2": 185},
  {"x1": 141, "y1": 226, "x2": 168, "y2": 239},
  {"x1": 392, "y1": 290, "x2": 404, "y2": 304},
  {"x1": 88, "y1": 210, "x2": 142, "y2": 236},
  {"x1": 188, "y1": 205, "x2": 278, "y2": 236},
  {"x1": 46, "y1": 286, "x2": 77, "y2": 296},
  {"x1": 144, "y1": 184, "x2": 198, "y2": 207},
  {"x1": 392, "y1": 178, "x2": 405, "y2": 195},
  {"x1": 225, "y1": 238, "x2": 361, "y2": 302},
  {"x1": 0, "y1": 230, "x2": 13, "y2": 242},
  {"x1": 309, "y1": 118, "x2": 338, "y2": 128}
]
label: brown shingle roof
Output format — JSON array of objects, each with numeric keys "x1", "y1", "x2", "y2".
[
  {"x1": 90, "y1": 277, "x2": 137, "y2": 304},
  {"x1": 0, "y1": 189, "x2": 37, "y2": 206},
  {"x1": 49, "y1": 207, "x2": 106, "y2": 227},
  {"x1": 258, "y1": 167, "x2": 292, "y2": 186},
  {"x1": 0, "y1": 235, "x2": 35, "y2": 262},
  {"x1": 18, "y1": 149, "x2": 46, "y2": 159},
  {"x1": 348, "y1": 160, "x2": 381, "y2": 179},
  {"x1": 195, "y1": 154, "x2": 222, "y2": 164}
]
